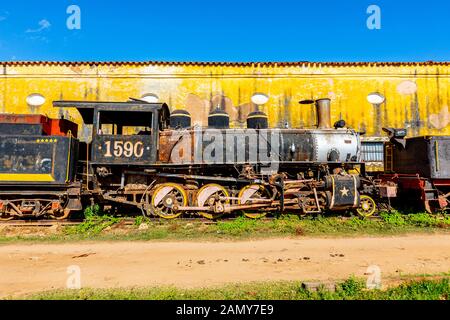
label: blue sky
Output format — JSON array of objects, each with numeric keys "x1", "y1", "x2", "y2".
[{"x1": 0, "y1": 0, "x2": 448, "y2": 62}]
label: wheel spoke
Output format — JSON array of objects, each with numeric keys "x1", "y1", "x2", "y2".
[
  {"x1": 151, "y1": 183, "x2": 187, "y2": 219},
  {"x1": 356, "y1": 195, "x2": 377, "y2": 217},
  {"x1": 196, "y1": 184, "x2": 229, "y2": 220},
  {"x1": 239, "y1": 184, "x2": 270, "y2": 219}
]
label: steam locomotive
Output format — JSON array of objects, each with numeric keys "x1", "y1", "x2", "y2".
[{"x1": 0, "y1": 97, "x2": 448, "y2": 220}]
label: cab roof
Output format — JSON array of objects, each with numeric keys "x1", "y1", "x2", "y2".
[{"x1": 53, "y1": 100, "x2": 170, "y2": 125}]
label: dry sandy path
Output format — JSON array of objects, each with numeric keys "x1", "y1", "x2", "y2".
[{"x1": 1, "y1": 234, "x2": 449, "y2": 297}]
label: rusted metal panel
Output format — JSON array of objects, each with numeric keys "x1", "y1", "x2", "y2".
[
  {"x1": 47, "y1": 119, "x2": 78, "y2": 138},
  {"x1": 315, "y1": 99, "x2": 331, "y2": 129},
  {"x1": 0, "y1": 114, "x2": 48, "y2": 124},
  {"x1": 388, "y1": 136, "x2": 450, "y2": 179},
  {"x1": 379, "y1": 185, "x2": 397, "y2": 198},
  {"x1": 0, "y1": 114, "x2": 78, "y2": 137},
  {"x1": 158, "y1": 128, "x2": 359, "y2": 164}
]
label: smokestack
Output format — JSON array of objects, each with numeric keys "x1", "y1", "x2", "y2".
[{"x1": 315, "y1": 98, "x2": 331, "y2": 129}]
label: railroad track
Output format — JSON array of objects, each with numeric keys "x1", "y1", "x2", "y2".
[
  {"x1": 0, "y1": 215, "x2": 382, "y2": 227},
  {"x1": 0, "y1": 217, "x2": 224, "y2": 227},
  {"x1": 0, "y1": 220, "x2": 85, "y2": 227}
]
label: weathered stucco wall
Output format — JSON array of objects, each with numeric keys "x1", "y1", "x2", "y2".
[{"x1": 0, "y1": 61, "x2": 449, "y2": 141}]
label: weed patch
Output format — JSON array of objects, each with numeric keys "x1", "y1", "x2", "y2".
[
  {"x1": 1, "y1": 211, "x2": 449, "y2": 243},
  {"x1": 65, "y1": 215, "x2": 119, "y2": 236},
  {"x1": 24, "y1": 277, "x2": 450, "y2": 300}
]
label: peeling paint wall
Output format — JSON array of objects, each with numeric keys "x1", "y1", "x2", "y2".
[{"x1": 0, "y1": 62, "x2": 449, "y2": 141}]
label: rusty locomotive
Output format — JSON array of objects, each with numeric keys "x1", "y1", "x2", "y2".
[{"x1": 0, "y1": 97, "x2": 448, "y2": 220}]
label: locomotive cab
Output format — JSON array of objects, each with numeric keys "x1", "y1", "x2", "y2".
[{"x1": 53, "y1": 101, "x2": 170, "y2": 166}]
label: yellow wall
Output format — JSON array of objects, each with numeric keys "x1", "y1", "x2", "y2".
[{"x1": 1, "y1": 62, "x2": 449, "y2": 141}]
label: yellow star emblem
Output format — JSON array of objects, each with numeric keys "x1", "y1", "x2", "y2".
[{"x1": 340, "y1": 187, "x2": 349, "y2": 197}]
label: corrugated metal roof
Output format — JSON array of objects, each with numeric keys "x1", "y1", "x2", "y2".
[{"x1": 1, "y1": 61, "x2": 449, "y2": 67}]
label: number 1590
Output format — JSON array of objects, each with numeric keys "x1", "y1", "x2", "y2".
[{"x1": 104, "y1": 141, "x2": 144, "y2": 158}]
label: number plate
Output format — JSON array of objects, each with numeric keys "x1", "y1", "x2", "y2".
[{"x1": 92, "y1": 135, "x2": 152, "y2": 164}]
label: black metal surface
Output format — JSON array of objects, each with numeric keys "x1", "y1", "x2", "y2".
[
  {"x1": 325, "y1": 175, "x2": 359, "y2": 209},
  {"x1": 208, "y1": 109, "x2": 229, "y2": 129},
  {"x1": 156, "y1": 172, "x2": 263, "y2": 184},
  {"x1": 170, "y1": 109, "x2": 191, "y2": 129},
  {"x1": 0, "y1": 135, "x2": 78, "y2": 185},
  {"x1": 91, "y1": 134, "x2": 154, "y2": 165},
  {"x1": 388, "y1": 136, "x2": 450, "y2": 179},
  {"x1": 0, "y1": 123, "x2": 43, "y2": 135},
  {"x1": 53, "y1": 101, "x2": 170, "y2": 127},
  {"x1": 247, "y1": 111, "x2": 268, "y2": 129},
  {"x1": 280, "y1": 132, "x2": 316, "y2": 161}
]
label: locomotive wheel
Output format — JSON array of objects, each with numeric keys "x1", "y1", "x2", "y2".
[
  {"x1": 0, "y1": 214, "x2": 14, "y2": 221},
  {"x1": 0, "y1": 202, "x2": 17, "y2": 221},
  {"x1": 238, "y1": 184, "x2": 270, "y2": 219},
  {"x1": 196, "y1": 184, "x2": 229, "y2": 220},
  {"x1": 151, "y1": 183, "x2": 187, "y2": 219},
  {"x1": 356, "y1": 195, "x2": 377, "y2": 217},
  {"x1": 0, "y1": 208, "x2": 15, "y2": 221}
]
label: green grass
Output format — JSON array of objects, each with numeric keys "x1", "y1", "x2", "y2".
[
  {"x1": 22, "y1": 277, "x2": 450, "y2": 300},
  {"x1": 0, "y1": 211, "x2": 448, "y2": 243}
]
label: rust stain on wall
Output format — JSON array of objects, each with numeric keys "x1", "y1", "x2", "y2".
[{"x1": 0, "y1": 61, "x2": 449, "y2": 141}]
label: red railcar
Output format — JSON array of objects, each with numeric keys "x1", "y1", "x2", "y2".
[
  {"x1": 0, "y1": 114, "x2": 78, "y2": 137},
  {"x1": 376, "y1": 129, "x2": 450, "y2": 212}
]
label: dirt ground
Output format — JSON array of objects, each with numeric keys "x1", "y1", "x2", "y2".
[{"x1": 0, "y1": 234, "x2": 449, "y2": 297}]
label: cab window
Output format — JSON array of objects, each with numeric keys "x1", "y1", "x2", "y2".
[{"x1": 97, "y1": 110, "x2": 153, "y2": 136}]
